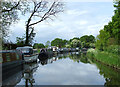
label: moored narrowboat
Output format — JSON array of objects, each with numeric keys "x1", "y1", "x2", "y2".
[
  {"x1": 16, "y1": 46, "x2": 38, "y2": 63},
  {"x1": 0, "y1": 50, "x2": 24, "y2": 71}
]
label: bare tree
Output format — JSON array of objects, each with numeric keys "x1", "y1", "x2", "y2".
[{"x1": 25, "y1": 0, "x2": 64, "y2": 45}]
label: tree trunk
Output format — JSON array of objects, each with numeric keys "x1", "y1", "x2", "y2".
[{"x1": 25, "y1": 26, "x2": 29, "y2": 45}]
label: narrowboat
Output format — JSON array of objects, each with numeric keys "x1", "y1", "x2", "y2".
[
  {"x1": 38, "y1": 48, "x2": 53, "y2": 60},
  {"x1": 59, "y1": 48, "x2": 70, "y2": 53},
  {"x1": 0, "y1": 50, "x2": 23, "y2": 71},
  {"x1": 16, "y1": 46, "x2": 38, "y2": 63},
  {"x1": 38, "y1": 49, "x2": 48, "y2": 60}
]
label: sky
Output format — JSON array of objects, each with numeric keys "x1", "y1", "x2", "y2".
[{"x1": 9, "y1": 0, "x2": 114, "y2": 44}]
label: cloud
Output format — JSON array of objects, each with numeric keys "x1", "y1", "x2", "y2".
[
  {"x1": 75, "y1": 20, "x2": 88, "y2": 25},
  {"x1": 33, "y1": 58, "x2": 105, "y2": 85},
  {"x1": 8, "y1": 2, "x2": 113, "y2": 44},
  {"x1": 65, "y1": 0, "x2": 113, "y2": 2},
  {"x1": 67, "y1": 10, "x2": 88, "y2": 15}
]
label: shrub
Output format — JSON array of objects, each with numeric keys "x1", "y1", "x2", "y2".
[{"x1": 106, "y1": 45, "x2": 120, "y2": 55}]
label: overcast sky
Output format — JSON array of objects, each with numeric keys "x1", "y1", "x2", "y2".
[{"x1": 9, "y1": 0, "x2": 114, "y2": 44}]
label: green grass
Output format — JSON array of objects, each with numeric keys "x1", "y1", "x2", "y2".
[{"x1": 87, "y1": 48, "x2": 120, "y2": 68}]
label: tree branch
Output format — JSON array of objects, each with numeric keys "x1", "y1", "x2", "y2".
[
  {"x1": 28, "y1": 1, "x2": 56, "y2": 26},
  {"x1": 2, "y1": 0, "x2": 21, "y2": 13}
]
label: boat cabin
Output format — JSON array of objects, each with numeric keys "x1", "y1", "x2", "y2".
[{"x1": 16, "y1": 46, "x2": 33, "y2": 56}]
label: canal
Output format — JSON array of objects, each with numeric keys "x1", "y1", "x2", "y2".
[{"x1": 2, "y1": 52, "x2": 120, "y2": 86}]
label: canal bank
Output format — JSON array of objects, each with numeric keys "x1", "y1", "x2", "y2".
[
  {"x1": 87, "y1": 48, "x2": 120, "y2": 70},
  {"x1": 87, "y1": 56, "x2": 120, "y2": 86}
]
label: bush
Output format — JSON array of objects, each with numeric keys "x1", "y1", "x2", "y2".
[{"x1": 106, "y1": 45, "x2": 120, "y2": 55}]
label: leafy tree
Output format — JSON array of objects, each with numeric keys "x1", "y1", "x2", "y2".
[
  {"x1": 79, "y1": 35, "x2": 95, "y2": 48},
  {"x1": 51, "y1": 38, "x2": 64, "y2": 47},
  {"x1": 33, "y1": 43, "x2": 45, "y2": 49},
  {"x1": 0, "y1": 0, "x2": 29, "y2": 40},
  {"x1": 96, "y1": 1, "x2": 120, "y2": 51},
  {"x1": 70, "y1": 37, "x2": 79, "y2": 42},
  {"x1": 89, "y1": 35, "x2": 95, "y2": 43},
  {"x1": 80, "y1": 35, "x2": 95, "y2": 43},
  {"x1": 70, "y1": 39, "x2": 81, "y2": 48},
  {"x1": 16, "y1": 36, "x2": 25, "y2": 46},
  {"x1": 45, "y1": 41, "x2": 51, "y2": 48},
  {"x1": 65, "y1": 44, "x2": 71, "y2": 48}
]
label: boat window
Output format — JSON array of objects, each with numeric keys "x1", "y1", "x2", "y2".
[
  {"x1": 21, "y1": 49, "x2": 30, "y2": 53},
  {"x1": 0, "y1": 53, "x2": 2, "y2": 63},
  {"x1": 16, "y1": 53, "x2": 19, "y2": 60},
  {"x1": 6, "y1": 53, "x2": 11, "y2": 62}
]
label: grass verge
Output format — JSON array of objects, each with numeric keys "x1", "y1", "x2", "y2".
[{"x1": 87, "y1": 48, "x2": 120, "y2": 69}]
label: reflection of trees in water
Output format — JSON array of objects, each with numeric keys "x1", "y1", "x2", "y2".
[
  {"x1": 23, "y1": 63, "x2": 38, "y2": 87},
  {"x1": 89, "y1": 58, "x2": 120, "y2": 86},
  {"x1": 47, "y1": 52, "x2": 90, "y2": 64},
  {"x1": 58, "y1": 52, "x2": 120, "y2": 86},
  {"x1": 68, "y1": 52, "x2": 90, "y2": 64}
]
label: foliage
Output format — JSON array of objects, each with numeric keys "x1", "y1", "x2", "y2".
[
  {"x1": 96, "y1": 1, "x2": 120, "y2": 51},
  {"x1": 70, "y1": 39, "x2": 81, "y2": 48},
  {"x1": 16, "y1": 36, "x2": 25, "y2": 46},
  {"x1": 65, "y1": 44, "x2": 71, "y2": 48},
  {"x1": 106, "y1": 45, "x2": 120, "y2": 54},
  {"x1": 95, "y1": 30, "x2": 110, "y2": 50},
  {"x1": 51, "y1": 35, "x2": 95, "y2": 48},
  {"x1": 51, "y1": 38, "x2": 67, "y2": 47},
  {"x1": 69, "y1": 37, "x2": 79, "y2": 42},
  {"x1": 45, "y1": 41, "x2": 51, "y2": 48},
  {"x1": 80, "y1": 35, "x2": 95, "y2": 48},
  {"x1": 0, "y1": 0, "x2": 29, "y2": 40},
  {"x1": 33, "y1": 43, "x2": 45, "y2": 49},
  {"x1": 80, "y1": 35, "x2": 95, "y2": 43}
]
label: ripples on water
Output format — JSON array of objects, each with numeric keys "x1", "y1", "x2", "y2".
[{"x1": 2, "y1": 52, "x2": 120, "y2": 86}]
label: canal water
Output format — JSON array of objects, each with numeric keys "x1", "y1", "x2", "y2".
[{"x1": 2, "y1": 52, "x2": 120, "y2": 86}]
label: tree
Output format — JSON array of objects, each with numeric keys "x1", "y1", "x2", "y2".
[
  {"x1": 0, "y1": 0, "x2": 29, "y2": 40},
  {"x1": 16, "y1": 36, "x2": 25, "y2": 46},
  {"x1": 51, "y1": 38, "x2": 63, "y2": 47},
  {"x1": 80, "y1": 35, "x2": 95, "y2": 43},
  {"x1": 112, "y1": 1, "x2": 120, "y2": 44},
  {"x1": 70, "y1": 39, "x2": 81, "y2": 48},
  {"x1": 96, "y1": 1, "x2": 120, "y2": 50},
  {"x1": 25, "y1": 0, "x2": 64, "y2": 45},
  {"x1": 96, "y1": 30, "x2": 110, "y2": 50},
  {"x1": 45, "y1": 41, "x2": 51, "y2": 48},
  {"x1": 0, "y1": 0, "x2": 20, "y2": 40},
  {"x1": 33, "y1": 43, "x2": 45, "y2": 49},
  {"x1": 70, "y1": 37, "x2": 79, "y2": 42},
  {"x1": 79, "y1": 35, "x2": 95, "y2": 48}
]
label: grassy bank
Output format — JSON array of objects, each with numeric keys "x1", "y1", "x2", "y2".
[
  {"x1": 87, "y1": 48, "x2": 120, "y2": 69},
  {"x1": 90, "y1": 57, "x2": 120, "y2": 85}
]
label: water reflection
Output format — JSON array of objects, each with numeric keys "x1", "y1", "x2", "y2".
[
  {"x1": 2, "y1": 65, "x2": 23, "y2": 86},
  {"x1": 23, "y1": 63, "x2": 39, "y2": 86},
  {"x1": 89, "y1": 58, "x2": 120, "y2": 86},
  {"x1": 34, "y1": 52, "x2": 105, "y2": 85},
  {"x1": 2, "y1": 52, "x2": 120, "y2": 86}
]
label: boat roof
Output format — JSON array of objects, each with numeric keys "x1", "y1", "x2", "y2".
[
  {"x1": 0, "y1": 50, "x2": 16, "y2": 53},
  {"x1": 16, "y1": 46, "x2": 33, "y2": 49}
]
